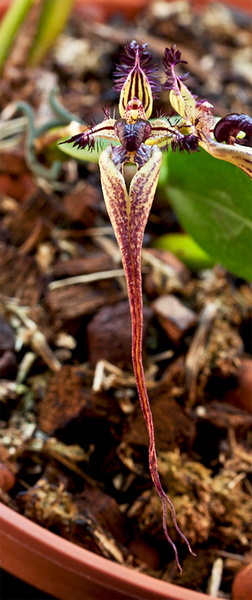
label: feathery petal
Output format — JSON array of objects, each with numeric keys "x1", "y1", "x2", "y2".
[
  {"x1": 114, "y1": 41, "x2": 161, "y2": 97},
  {"x1": 59, "y1": 119, "x2": 118, "y2": 151},
  {"x1": 114, "y1": 41, "x2": 161, "y2": 119},
  {"x1": 163, "y1": 45, "x2": 189, "y2": 92}
]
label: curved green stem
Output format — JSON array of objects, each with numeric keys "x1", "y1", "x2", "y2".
[{"x1": 15, "y1": 101, "x2": 61, "y2": 180}]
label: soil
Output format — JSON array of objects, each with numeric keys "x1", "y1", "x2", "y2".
[{"x1": 0, "y1": 1, "x2": 251, "y2": 598}]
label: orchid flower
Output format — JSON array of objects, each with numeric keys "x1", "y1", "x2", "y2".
[
  {"x1": 163, "y1": 46, "x2": 252, "y2": 178},
  {"x1": 61, "y1": 41, "x2": 251, "y2": 571}
]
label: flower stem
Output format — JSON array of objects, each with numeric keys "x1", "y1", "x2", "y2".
[{"x1": 124, "y1": 233, "x2": 195, "y2": 572}]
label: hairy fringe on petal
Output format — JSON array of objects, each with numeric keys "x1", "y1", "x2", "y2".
[
  {"x1": 114, "y1": 40, "x2": 161, "y2": 98},
  {"x1": 171, "y1": 132, "x2": 199, "y2": 153},
  {"x1": 59, "y1": 130, "x2": 96, "y2": 151},
  {"x1": 163, "y1": 45, "x2": 189, "y2": 92}
]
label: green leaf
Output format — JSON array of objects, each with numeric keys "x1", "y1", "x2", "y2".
[
  {"x1": 154, "y1": 233, "x2": 214, "y2": 271},
  {"x1": 59, "y1": 138, "x2": 112, "y2": 163},
  {"x1": 165, "y1": 148, "x2": 252, "y2": 280},
  {"x1": 28, "y1": 0, "x2": 74, "y2": 67},
  {"x1": 0, "y1": 0, "x2": 33, "y2": 72}
]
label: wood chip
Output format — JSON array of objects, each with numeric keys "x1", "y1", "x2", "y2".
[
  {"x1": 38, "y1": 365, "x2": 121, "y2": 435},
  {"x1": 0, "y1": 243, "x2": 44, "y2": 306},
  {"x1": 46, "y1": 282, "x2": 124, "y2": 321},
  {"x1": 51, "y1": 253, "x2": 114, "y2": 278},
  {"x1": 122, "y1": 387, "x2": 196, "y2": 453},
  {"x1": 4, "y1": 188, "x2": 64, "y2": 245},
  {"x1": 87, "y1": 300, "x2": 153, "y2": 367},
  {"x1": 63, "y1": 181, "x2": 101, "y2": 226},
  {"x1": 152, "y1": 294, "x2": 197, "y2": 343}
]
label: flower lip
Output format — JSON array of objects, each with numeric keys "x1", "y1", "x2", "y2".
[{"x1": 115, "y1": 118, "x2": 152, "y2": 151}]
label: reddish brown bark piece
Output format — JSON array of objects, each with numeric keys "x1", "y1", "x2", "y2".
[
  {"x1": 127, "y1": 537, "x2": 160, "y2": 570},
  {"x1": 46, "y1": 283, "x2": 123, "y2": 321},
  {"x1": 0, "y1": 243, "x2": 43, "y2": 306},
  {"x1": 0, "y1": 173, "x2": 37, "y2": 204},
  {"x1": 5, "y1": 188, "x2": 65, "y2": 245},
  {"x1": 75, "y1": 485, "x2": 129, "y2": 545},
  {"x1": 0, "y1": 463, "x2": 16, "y2": 492},
  {"x1": 146, "y1": 248, "x2": 190, "y2": 282},
  {"x1": 0, "y1": 149, "x2": 38, "y2": 202},
  {"x1": 63, "y1": 182, "x2": 101, "y2": 226},
  {"x1": 52, "y1": 253, "x2": 114, "y2": 278},
  {"x1": 122, "y1": 388, "x2": 196, "y2": 453},
  {"x1": 19, "y1": 218, "x2": 52, "y2": 255},
  {"x1": 222, "y1": 359, "x2": 252, "y2": 413},
  {"x1": 38, "y1": 365, "x2": 121, "y2": 435},
  {"x1": 87, "y1": 300, "x2": 153, "y2": 367},
  {"x1": 152, "y1": 294, "x2": 197, "y2": 343},
  {"x1": 0, "y1": 149, "x2": 32, "y2": 175},
  {"x1": 196, "y1": 400, "x2": 252, "y2": 431}
]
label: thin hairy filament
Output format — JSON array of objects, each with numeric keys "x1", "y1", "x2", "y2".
[{"x1": 122, "y1": 246, "x2": 195, "y2": 572}]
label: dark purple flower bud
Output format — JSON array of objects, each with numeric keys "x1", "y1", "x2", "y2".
[
  {"x1": 214, "y1": 113, "x2": 252, "y2": 147},
  {"x1": 115, "y1": 118, "x2": 152, "y2": 151},
  {"x1": 113, "y1": 40, "x2": 161, "y2": 99},
  {"x1": 163, "y1": 45, "x2": 189, "y2": 91}
]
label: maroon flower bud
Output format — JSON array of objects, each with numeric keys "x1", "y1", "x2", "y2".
[{"x1": 214, "y1": 113, "x2": 252, "y2": 146}]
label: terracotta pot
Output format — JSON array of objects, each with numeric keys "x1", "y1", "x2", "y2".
[
  {"x1": 74, "y1": 0, "x2": 252, "y2": 19},
  {"x1": 1, "y1": 503, "x2": 216, "y2": 600},
  {"x1": 232, "y1": 563, "x2": 252, "y2": 600},
  {"x1": 0, "y1": 0, "x2": 251, "y2": 20}
]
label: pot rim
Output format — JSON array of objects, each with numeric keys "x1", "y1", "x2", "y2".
[{"x1": 1, "y1": 503, "x2": 216, "y2": 600}]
